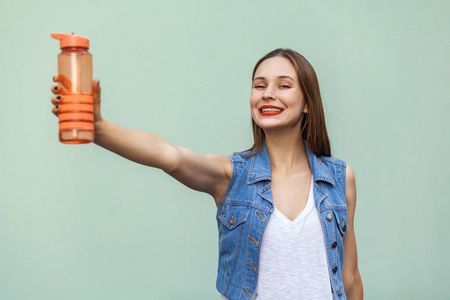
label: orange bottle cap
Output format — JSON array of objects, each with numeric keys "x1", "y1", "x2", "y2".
[{"x1": 51, "y1": 33, "x2": 89, "y2": 49}]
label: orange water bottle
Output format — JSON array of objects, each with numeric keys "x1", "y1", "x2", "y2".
[{"x1": 51, "y1": 33, "x2": 94, "y2": 144}]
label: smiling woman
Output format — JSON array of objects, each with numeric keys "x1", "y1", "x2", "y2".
[
  {"x1": 50, "y1": 48, "x2": 362, "y2": 300},
  {"x1": 247, "y1": 49, "x2": 331, "y2": 158},
  {"x1": 217, "y1": 49, "x2": 363, "y2": 299},
  {"x1": 251, "y1": 56, "x2": 308, "y2": 139}
]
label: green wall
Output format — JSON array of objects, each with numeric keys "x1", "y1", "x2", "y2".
[{"x1": 1, "y1": 0, "x2": 449, "y2": 299}]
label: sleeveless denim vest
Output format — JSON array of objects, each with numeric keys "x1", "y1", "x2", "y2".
[{"x1": 216, "y1": 139, "x2": 348, "y2": 300}]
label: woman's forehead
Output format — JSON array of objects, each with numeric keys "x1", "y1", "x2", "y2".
[{"x1": 254, "y1": 56, "x2": 297, "y2": 80}]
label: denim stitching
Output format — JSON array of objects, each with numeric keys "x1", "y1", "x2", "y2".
[
  {"x1": 322, "y1": 156, "x2": 346, "y2": 167},
  {"x1": 218, "y1": 207, "x2": 251, "y2": 230},
  {"x1": 220, "y1": 200, "x2": 273, "y2": 213},
  {"x1": 258, "y1": 183, "x2": 273, "y2": 204},
  {"x1": 341, "y1": 164, "x2": 347, "y2": 196},
  {"x1": 220, "y1": 157, "x2": 240, "y2": 206},
  {"x1": 247, "y1": 262, "x2": 256, "y2": 271},
  {"x1": 248, "y1": 175, "x2": 271, "y2": 184},
  {"x1": 318, "y1": 160, "x2": 335, "y2": 185},
  {"x1": 226, "y1": 220, "x2": 246, "y2": 294},
  {"x1": 332, "y1": 216, "x2": 339, "y2": 284},
  {"x1": 243, "y1": 287, "x2": 251, "y2": 297},
  {"x1": 321, "y1": 217, "x2": 336, "y2": 296},
  {"x1": 241, "y1": 208, "x2": 255, "y2": 299},
  {"x1": 259, "y1": 182, "x2": 272, "y2": 197},
  {"x1": 220, "y1": 222, "x2": 226, "y2": 292},
  {"x1": 246, "y1": 154, "x2": 271, "y2": 184},
  {"x1": 247, "y1": 155, "x2": 257, "y2": 184},
  {"x1": 256, "y1": 211, "x2": 266, "y2": 220},
  {"x1": 248, "y1": 236, "x2": 258, "y2": 245},
  {"x1": 320, "y1": 205, "x2": 347, "y2": 213},
  {"x1": 218, "y1": 204, "x2": 227, "y2": 293},
  {"x1": 252, "y1": 207, "x2": 272, "y2": 295},
  {"x1": 334, "y1": 210, "x2": 348, "y2": 236},
  {"x1": 314, "y1": 183, "x2": 328, "y2": 207}
]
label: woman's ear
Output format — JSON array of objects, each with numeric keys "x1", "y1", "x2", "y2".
[{"x1": 302, "y1": 104, "x2": 308, "y2": 113}]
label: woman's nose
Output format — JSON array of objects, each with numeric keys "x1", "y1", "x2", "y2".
[{"x1": 263, "y1": 85, "x2": 275, "y2": 99}]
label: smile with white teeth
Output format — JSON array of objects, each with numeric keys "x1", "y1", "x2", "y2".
[{"x1": 261, "y1": 108, "x2": 283, "y2": 112}]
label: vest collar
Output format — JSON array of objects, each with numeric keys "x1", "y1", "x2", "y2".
[{"x1": 246, "y1": 139, "x2": 335, "y2": 186}]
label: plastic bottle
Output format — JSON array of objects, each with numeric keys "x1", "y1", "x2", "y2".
[{"x1": 51, "y1": 33, "x2": 94, "y2": 144}]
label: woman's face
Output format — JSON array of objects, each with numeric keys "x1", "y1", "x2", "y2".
[{"x1": 250, "y1": 56, "x2": 307, "y2": 134}]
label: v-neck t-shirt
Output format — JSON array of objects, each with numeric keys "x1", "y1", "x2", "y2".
[{"x1": 220, "y1": 175, "x2": 332, "y2": 299}]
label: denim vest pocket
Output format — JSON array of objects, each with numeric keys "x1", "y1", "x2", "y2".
[
  {"x1": 333, "y1": 209, "x2": 349, "y2": 236},
  {"x1": 217, "y1": 204, "x2": 252, "y2": 285},
  {"x1": 218, "y1": 204, "x2": 251, "y2": 230}
]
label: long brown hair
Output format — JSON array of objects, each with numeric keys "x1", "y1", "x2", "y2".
[{"x1": 241, "y1": 48, "x2": 331, "y2": 157}]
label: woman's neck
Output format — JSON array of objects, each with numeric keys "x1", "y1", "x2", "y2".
[{"x1": 264, "y1": 130, "x2": 310, "y2": 176}]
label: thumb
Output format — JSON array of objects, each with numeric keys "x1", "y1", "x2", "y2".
[{"x1": 92, "y1": 78, "x2": 101, "y2": 103}]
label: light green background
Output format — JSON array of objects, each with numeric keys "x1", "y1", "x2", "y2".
[{"x1": 1, "y1": 0, "x2": 449, "y2": 299}]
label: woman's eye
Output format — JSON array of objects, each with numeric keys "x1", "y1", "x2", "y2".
[
  {"x1": 280, "y1": 85, "x2": 291, "y2": 89},
  {"x1": 254, "y1": 85, "x2": 265, "y2": 89}
]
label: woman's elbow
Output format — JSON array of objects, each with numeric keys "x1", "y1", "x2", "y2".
[{"x1": 343, "y1": 269, "x2": 363, "y2": 299}]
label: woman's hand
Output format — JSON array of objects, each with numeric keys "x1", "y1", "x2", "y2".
[{"x1": 50, "y1": 76, "x2": 103, "y2": 125}]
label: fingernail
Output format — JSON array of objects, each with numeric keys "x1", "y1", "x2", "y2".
[
  {"x1": 55, "y1": 105, "x2": 59, "y2": 109},
  {"x1": 56, "y1": 95, "x2": 62, "y2": 100}
]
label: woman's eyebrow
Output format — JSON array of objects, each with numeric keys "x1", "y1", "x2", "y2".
[
  {"x1": 278, "y1": 75, "x2": 295, "y2": 81},
  {"x1": 253, "y1": 75, "x2": 295, "y2": 81}
]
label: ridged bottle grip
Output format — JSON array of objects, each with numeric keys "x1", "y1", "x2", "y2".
[
  {"x1": 59, "y1": 112, "x2": 94, "y2": 122},
  {"x1": 58, "y1": 94, "x2": 94, "y2": 143}
]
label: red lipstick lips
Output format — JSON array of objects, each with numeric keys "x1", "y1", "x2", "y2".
[{"x1": 259, "y1": 105, "x2": 284, "y2": 116}]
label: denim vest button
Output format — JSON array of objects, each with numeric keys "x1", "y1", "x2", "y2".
[
  {"x1": 332, "y1": 241, "x2": 337, "y2": 248},
  {"x1": 342, "y1": 224, "x2": 347, "y2": 231},
  {"x1": 229, "y1": 215, "x2": 235, "y2": 226},
  {"x1": 333, "y1": 266, "x2": 338, "y2": 273},
  {"x1": 327, "y1": 214, "x2": 333, "y2": 221},
  {"x1": 337, "y1": 290, "x2": 342, "y2": 296}
]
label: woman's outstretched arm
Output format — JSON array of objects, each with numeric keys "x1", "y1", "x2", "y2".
[
  {"x1": 94, "y1": 120, "x2": 232, "y2": 205},
  {"x1": 343, "y1": 163, "x2": 364, "y2": 299},
  {"x1": 51, "y1": 78, "x2": 232, "y2": 205}
]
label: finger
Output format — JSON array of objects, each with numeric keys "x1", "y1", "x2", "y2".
[
  {"x1": 53, "y1": 74, "x2": 72, "y2": 92},
  {"x1": 51, "y1": 104, "x2": 60, "y2": 116},
  {"x1": 51, "y1": 94, "x2": 63, "y2": 105},
  {"x1": 51, "y1": 83, "x2": 61, "y2": 94}
]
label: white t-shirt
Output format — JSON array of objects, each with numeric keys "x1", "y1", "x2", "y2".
[{"x1": 220, "y1": 175, "x2": 332, "y2": 299}]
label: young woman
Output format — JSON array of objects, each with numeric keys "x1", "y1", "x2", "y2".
[{"x1": 51, "y1": 48, "x2": 363, "y2": 299}]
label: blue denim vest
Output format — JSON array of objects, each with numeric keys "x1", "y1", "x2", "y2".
[{"x1": 216, "y1": 139, "x2": 348, "y2": 300}]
